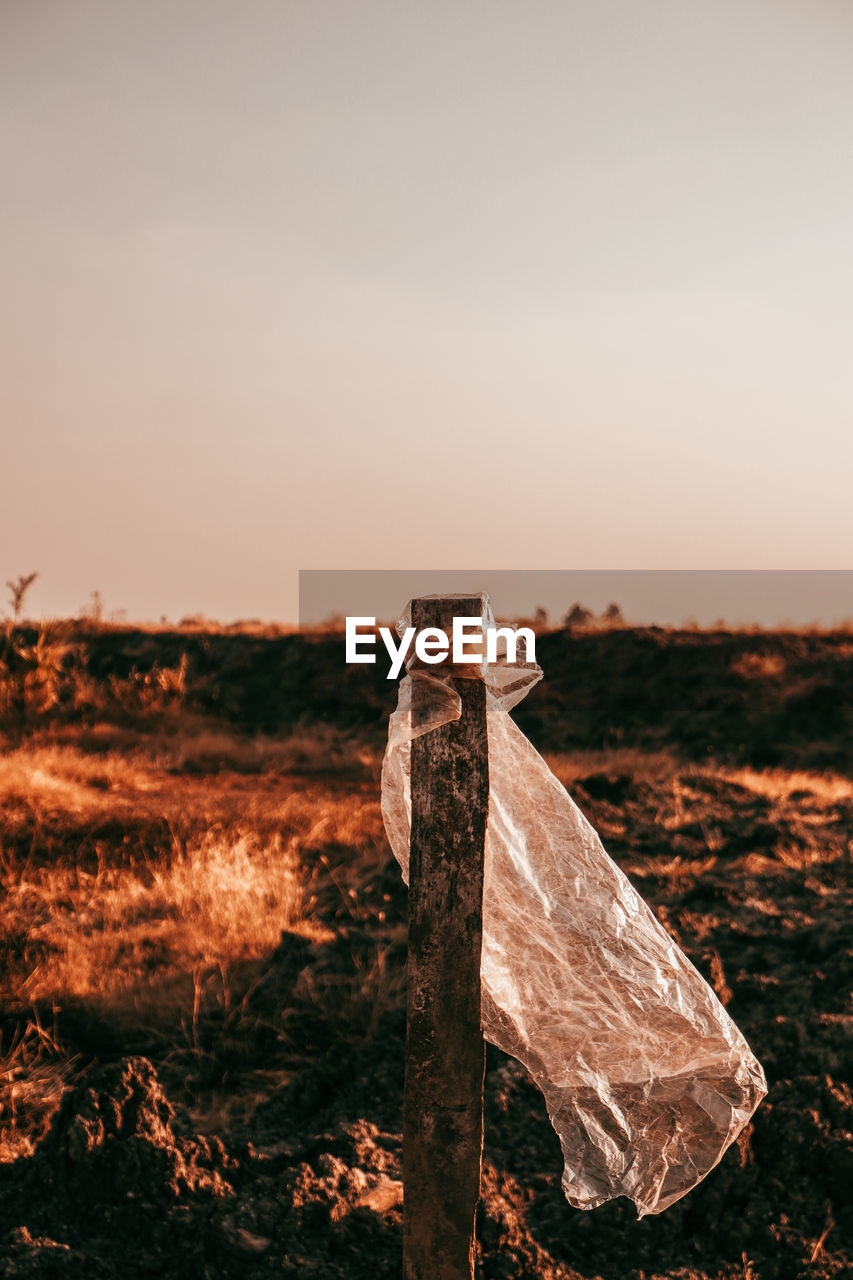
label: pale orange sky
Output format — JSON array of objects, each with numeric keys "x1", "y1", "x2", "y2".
[{"x1": 2, "y1": 1, "x2": 852, "y2": 623}]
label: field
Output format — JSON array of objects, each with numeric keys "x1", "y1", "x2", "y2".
[{"x1": 0, "y1": 623, "x2": 851, "y2": 1278}]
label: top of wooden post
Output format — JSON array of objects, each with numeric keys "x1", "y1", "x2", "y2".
[{"x1": 410, "y1": 594, "x2": 487, "y2": 623}]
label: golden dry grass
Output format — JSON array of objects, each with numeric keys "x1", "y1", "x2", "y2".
[
  {"x1": 14, "y1": 830, "x2": 303, "y2": 1001},
  {"x1": 720, "y1": 764, "x2": 853, "y2": 804},
  {"x1": 0, "y1": 723, "x2": 390, "y2": 1157},
  {"x1": 1, "y1": 716, "x2": 849, "y2": 1162},
  {"x1": 545, "y1": 747, "x2": 682, "y2": 791}
]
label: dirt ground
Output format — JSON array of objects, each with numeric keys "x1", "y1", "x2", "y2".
[{"x1": 1, "y1": 627, "x2": 851, "y2": 1278}]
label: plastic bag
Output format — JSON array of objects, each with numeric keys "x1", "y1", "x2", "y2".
[{"x1": 381, "y1": 598, "x2": 767, "y2": 1217}]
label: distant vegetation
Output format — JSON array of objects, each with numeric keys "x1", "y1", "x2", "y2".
[
  {"x1": 2, "y1": 610, "x2": 852, "y2": 776},
  {"x1": 561, "y1": 600, "x2": 625, "y2": 629},
  {"x1": 5, "y1": 572, "x2": 39, "y2": 623}
]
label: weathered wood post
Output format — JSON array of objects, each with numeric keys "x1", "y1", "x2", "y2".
[{"x1": 403, "y1": 594, "x2": 490, "y2": 1280}]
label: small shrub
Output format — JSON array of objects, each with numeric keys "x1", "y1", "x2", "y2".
[
  {"x1": 0, "y1": 621, "x2": 78, "y2": 729},
  {"x1": 105, "y1": 653, "x2": 190, "y2": 719}
]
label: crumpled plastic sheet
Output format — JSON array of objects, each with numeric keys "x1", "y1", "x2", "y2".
[{"x1": 381, "y1": 599, "x2": 767, "y2": 1217}]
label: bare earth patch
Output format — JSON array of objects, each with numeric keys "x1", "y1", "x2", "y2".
[{"x1": 1, "y1": 710, "x2": 851, "y2": 1278}]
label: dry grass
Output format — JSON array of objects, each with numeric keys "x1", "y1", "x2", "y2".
[
  {"x1": 14, "y1": 829, "x2": 303, "y2": 1002},
  {"x1": 546, "y1": 745, "x2": 853, "y2": 813},
  {"x1": 0, "y1": 722, "x2": 393, "y2": 1156},
  {"x1": 2, "y1": 715, "x2": 849, "y2": 1162},
  {"x1": 544, "y1": 747, "x2": 852, "y2": 897},
  {"x1": 70, "y1": 618, "x2": 300, "y2": 638},
  {"x1": 1, "y1": 721, "x2": 380, "y2": 783},
  {"x1": 729, "y1": 650, "x2": 787, "y2": 679},
  {"x1": 0, "y1": 1014, "x2": 82, "y2": 1161},
  {"x1": 544, "y1": 747, "x2": 682, "y2": 790},
  {"x1": 720, "y1": 765, "x2": 853, "y2": 804},
  {"x1": 0, "y1": 741, "x2": 157, "y2": 809}
]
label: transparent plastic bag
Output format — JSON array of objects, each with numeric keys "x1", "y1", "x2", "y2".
[{"x1": 381, "y1": 598, "x2": 767, "y2": 1217}]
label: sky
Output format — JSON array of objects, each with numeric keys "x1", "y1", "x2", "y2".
[{"x1": 2, "y1": 1, "x2": 852, "y2": 624}]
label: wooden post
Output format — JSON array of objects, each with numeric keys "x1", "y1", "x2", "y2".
[{"x1": 403, "y1": 595, "x2": 490, "y2": 1280}]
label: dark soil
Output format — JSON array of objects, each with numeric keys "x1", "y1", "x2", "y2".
[
  {"x1": 66, "y1": 624, "x2": 853, "y2": 774},
  {"x1": 1, "y1": 627, "x2": 851, "y2": 1278},
  {"x1": 3, "y1": 762, "x2": 851, "y2": 1279}
]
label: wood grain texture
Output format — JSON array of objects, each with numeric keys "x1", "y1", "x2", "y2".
[{"x1": 403, "y1": 595, "x2": 490, "y2": 1280}]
